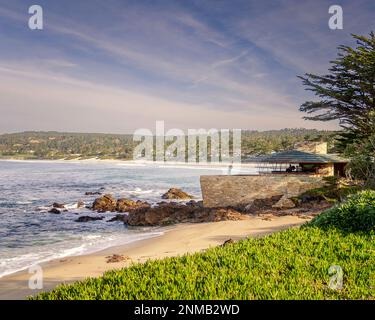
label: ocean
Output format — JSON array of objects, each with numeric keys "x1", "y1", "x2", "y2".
[{"x1": 0, "y1": 160, "x2": 257, "y2": 278}]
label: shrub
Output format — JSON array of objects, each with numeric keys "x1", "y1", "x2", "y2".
[
  {"x1": 306, "y1": 190, "x2": 375, "y2": 233},
  {"x1": 298, "y1": 176, "x2": 362, "y2": 203}
]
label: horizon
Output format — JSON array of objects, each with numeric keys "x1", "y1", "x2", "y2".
[
  {"x1": 1, "y1": 0, "x2": 374, "y2": 133},
  {"x1": 0, "y1": 127, "x2": 339, "y2": 136}
]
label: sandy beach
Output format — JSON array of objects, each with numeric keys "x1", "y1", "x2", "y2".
[{"x1": 0, "y1": 215, "x2": 308, "y2": 300}]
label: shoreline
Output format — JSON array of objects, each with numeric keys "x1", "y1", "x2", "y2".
[
  {"x1": 0, "y1": 158, "x2": 257, "y2": 167},
  {"x1": 0, "y1": 228, "x2": 166, "y2": 280},
  {"x1": 0, "y1": 216, "x2": 309, "y2": 300}
]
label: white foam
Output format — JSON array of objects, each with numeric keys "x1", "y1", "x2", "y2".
[
  {"x1": 15, "y1": 201, "x2": 33, "y2": 205},
  {"x1": 0, "y1": 231, "x2": 164, "y2": 278}
]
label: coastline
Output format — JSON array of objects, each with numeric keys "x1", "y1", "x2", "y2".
[
  {"x1": 0, "y1": 215, "x2": 309, "y2": 300},
  {"x1": 0, "y1": 158, "x2": 256, "y2": 167}
]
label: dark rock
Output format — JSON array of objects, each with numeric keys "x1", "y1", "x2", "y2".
[
  {"x1": 52, "y1": 202, "x2": 65, "y2": 209},
  {"x1": 186, "y1": 200, "x2": 203, "y2": 207},
  {"x1": 272, "y1": 196, "x2": 296, "y2": 209},
  {"x1": 243, "y1": 195, "x2": 283, "y2": 214},
  {"x1": 85, "y1": 191, "x2": 102, "y2": 196},
  {"x1": 106, "y1": 254, "x2": 130, "y2": 263},
  {"x1": 48, "y1": 208, "x2": 61, "y2": 214},
  {"x1": 221, "y1": 239, "x2": 234, "y2": 246},
  {"x1": 107, "y1": 214, "x2": 129, "y2": 223},
  {"x1": 161, "y1": 188, "x2": 194, "y2": 200},
  {"x1": 300, "y1": 194, "x2": 325, "y2": 203},
  {"x1": 75, "y1": 216, "x2": 104, "y2": 222},
  {"x1": 92, "y1": 194, "x2": 117, "y2": 212},
  {"x1": 126, "y1": 202, "x2": 246, "y2": 226}
]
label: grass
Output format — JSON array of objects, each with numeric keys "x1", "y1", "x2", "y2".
[{"x1": 33, "y1": 191, "x2": 375, "y2": 300}]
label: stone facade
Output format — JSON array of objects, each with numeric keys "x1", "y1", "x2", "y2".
[{"x1": 200, "y1": 174, "x2": 325, "y2": 208}]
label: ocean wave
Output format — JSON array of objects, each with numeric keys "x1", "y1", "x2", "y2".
[
  {"x1": 0, "y1": 230, "x2": 164, "y2": 278},
  {"x1": 126, "y1": 188, "x2": 155, "y2": 195},
  {"x1": 15, "y1": 201, "x2": 33, "y2": 205}
]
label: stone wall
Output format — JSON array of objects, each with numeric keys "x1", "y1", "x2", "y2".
[{"x1": 200, "y1": 175, "x2": 325, "y2": 208}]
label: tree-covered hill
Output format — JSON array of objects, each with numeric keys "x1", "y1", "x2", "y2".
[{"x1": 0, "y1": 129, "x2": 338, "y2": 160}]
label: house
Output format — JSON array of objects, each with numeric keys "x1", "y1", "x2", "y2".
[
  {"x1": 251, "y1": 142, "x2": 348, "y2": 177},
  {"x1": 200, "y1": 142, "x2": 349, "y2": 208}
]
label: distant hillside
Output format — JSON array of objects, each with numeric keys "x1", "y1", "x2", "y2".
[
  {"x1": 0, "y1": 131, "x2": 135, "y2": 160},
  {"x1": 0, "y1": 129, "x2": 339, "y2": 160}
]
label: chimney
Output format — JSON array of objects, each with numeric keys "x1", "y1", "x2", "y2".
[{"x1": 295, "y1": 142, "x2": 328, "y2": 154}]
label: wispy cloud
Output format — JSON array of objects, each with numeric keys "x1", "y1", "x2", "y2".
[{"x1": 1, "y1": 0, "x2": 372, "y2": 133}]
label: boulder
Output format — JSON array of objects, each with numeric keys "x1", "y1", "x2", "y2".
[
  {"x1": 272, "y1": 195, "x2": 296, "y2": 209},
  {"x1": 243, "y1": 195, "x2": 283, "y2": 213},
  {"x1": 208, "y1": 208, "x2": 245, "y2": 222},
  {"x1": 116, "y1": 198, "x2": 150, "y2": 212},
  {"x1": 48, "y1": 208, "x2": 61, "y2": 214},
  {"x1": 75, "y1": 216, "x2": 104, "y2": 222},
  {"x1": 92, "y1": 194, "x2": 117, "y2": 212},
  {"x1": 161, "y1": 188, "x2": 194, "y2": 200}
]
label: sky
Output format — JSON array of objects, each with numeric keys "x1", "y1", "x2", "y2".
[{"x1": 0, "y1": 0, "x2": 374, "y2": 134}]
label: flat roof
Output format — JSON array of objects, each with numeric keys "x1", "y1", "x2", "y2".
[{"x1": 245, "y1": 150, "x2": 349, "y2": 164}]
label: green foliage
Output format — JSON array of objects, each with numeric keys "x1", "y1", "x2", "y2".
[
  {"x1": 241, "y1": 128, "x2": 337, "y2": 156},
  {"x1": 344, "y1": 134, "x2": 375, "y2": 188},
  {"x1": 32, "y1": 227, "x2": 374, "y2": 300},
  {"x1": 299, "y1": 32, "x2": 375, "y2": 150},
  {"x1": 299, "y1": 32, "x2": 375, "y2": 185},
  {"x1": 0, "y1": 131, "x2": 135, "y2": 160},
  {"x1": 299, "y1": 176, "x2": 362, "y2": 203},
  {"x1": 307, "y1": 190, "x2": 375, "y2": 233},
  {"x1": 0, "y1": 129, "x2": 338, "y2": 160}
]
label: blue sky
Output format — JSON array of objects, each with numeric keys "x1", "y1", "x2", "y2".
[{"x1": 0, "y1": 0, "x2": 374, "y2": 133}]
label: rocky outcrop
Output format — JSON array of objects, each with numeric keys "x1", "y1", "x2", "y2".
[
  {"x1": 272, "y1": 195, "x2": 296, "y2": 209},
  {"x1": 75, "y1": 216, "x2": 104, "y2": 222},
  {"x1": 161, "y1": 188, "x2": 194, "y2": 200},
  {"x1": 243, "y1": 195, "x2": 283, "y2": 214},
  {"x1": 92, "y1": 194, "x2": 150, "y2": 213},
  {"x1": 92, "y1": 194, "x2": 118, "y2": 212},
  {"x1": 116, "y1": 198, "x2": 150, "y2": 212},
  {"x1": 126, "y1": 200, "x2": 246, "y2": 226},
  {"x1": 48, "y1": 208, "x2": 62, "y2": 214}
]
